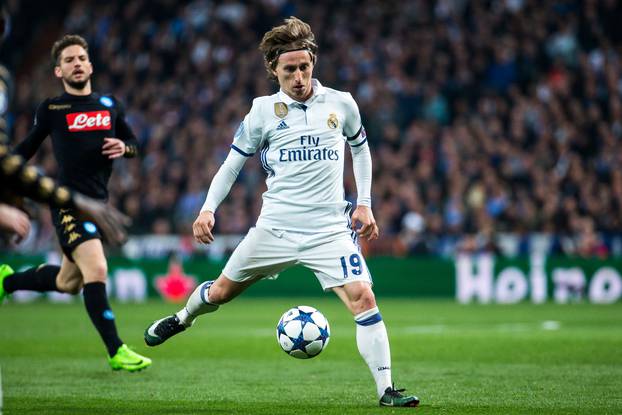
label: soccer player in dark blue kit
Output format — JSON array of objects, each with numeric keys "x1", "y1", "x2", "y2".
[
  {"x1": 0, "y1": 6, "x2": 128, "y2": 246},
  {"x1": 0, "y1": 35, "x2": 151, "y2": 372}
]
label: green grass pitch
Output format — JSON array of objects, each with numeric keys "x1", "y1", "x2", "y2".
[{"x1": 0, "y1": 298, "x2": 620, "y2": 414}]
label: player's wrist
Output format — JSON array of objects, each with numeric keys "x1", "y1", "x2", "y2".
[
  {"x1": 200, "y1": 198, "x2": 217, "y2": 215},
  {"x1": 123, "y1": 143, "x2": 137, "y2": 158}
]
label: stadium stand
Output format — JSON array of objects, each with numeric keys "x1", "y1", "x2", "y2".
[{"x1": 3, "y1": 0, "x2": 622, "y2": 257}]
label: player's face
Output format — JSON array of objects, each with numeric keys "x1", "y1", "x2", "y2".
[
  {"x1": 54, "y1": 45, "x2": 93, "y2": 90},
  {"x1": 273, "y1": 50, "x2": 314, "y2": 102}
]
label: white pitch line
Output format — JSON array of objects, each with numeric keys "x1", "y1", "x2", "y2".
[
  {"x1": 400, "y1": 321, "x2": 563, "y2": 334},
  {"x1": 403, "y1": 325, "x2": 447, "y2": 334}
]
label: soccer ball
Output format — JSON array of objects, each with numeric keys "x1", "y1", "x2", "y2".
[{"x1": 276, "y1": 305, "x2": 330, "y2": 359}]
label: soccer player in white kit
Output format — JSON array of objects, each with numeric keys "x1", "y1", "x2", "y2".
[{"x1": 145, "y1": 16, "x2": 419, "y2": 408}]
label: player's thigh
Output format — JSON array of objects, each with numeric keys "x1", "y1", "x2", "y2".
[
  {"x1": 222, "y1": 227, "x2": 297, "y2": 283},
  {"x1": 51, "y1": 207, "x2": 103, "y2": 260},
  {"x1": 71, "y1": 239, "x2": 108, "y2": 284},
  {"x1": 300, "y1": 232, "x2": 373, "y2": 292},
  {"x1": 55, "y1": 255, "x2": 83, "y2": 294}
]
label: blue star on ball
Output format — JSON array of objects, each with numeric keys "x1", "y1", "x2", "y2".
[{"x1": 292, "y1": 310, "x2": 315, "y2": 328}]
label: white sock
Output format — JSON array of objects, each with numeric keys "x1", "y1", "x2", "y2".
[
  {"x1": 355, "y1": 307, "x2": 392, "y2": 398},
  {"x1": 176, "y1": 281, "x2": 219, "y2": 327}
]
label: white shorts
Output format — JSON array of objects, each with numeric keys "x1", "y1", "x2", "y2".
[{"x1": 222, "y1": 226, "x2": 373, "y2": 291}]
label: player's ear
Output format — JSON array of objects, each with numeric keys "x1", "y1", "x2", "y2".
[
  {"x1": 270, "y1": 59, "x2": 279, "y2": 79},
  {"x1": 54, "y1": 65, "x2": 62, "y2": 79},
  {"x1": 309, "y1": 52, "x2": 317, "y2": 66}
]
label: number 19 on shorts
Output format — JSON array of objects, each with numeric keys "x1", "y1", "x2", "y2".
[{"x1": 340, "y1": 254, "x2": 362, "y2": 278}]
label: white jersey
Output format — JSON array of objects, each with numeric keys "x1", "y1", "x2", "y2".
[{"x1": 231, "y1": 79, "x2": 368, "y2": 233}]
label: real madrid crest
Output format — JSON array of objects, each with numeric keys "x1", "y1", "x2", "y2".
[
  {"x1": 274, "y1": 102, "x2": 288, "y2": 119},
  {"x1": 327, "y1": 113, "x2": 339, "y2": 129}
]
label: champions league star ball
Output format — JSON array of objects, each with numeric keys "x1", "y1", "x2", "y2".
[{"x1": 276, "y1": 305, "x2": 330, "y2": 359}]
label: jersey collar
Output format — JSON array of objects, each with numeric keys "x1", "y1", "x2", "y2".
[
  {"x1": 278, "y1": 78, "x2": 326, "y2": 107},
  {"x1": 61, "y1": 91, "x2": 96, "y2": 101}
]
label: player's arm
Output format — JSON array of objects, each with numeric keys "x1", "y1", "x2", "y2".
[
  {"x1": 5, "y1": 101, "x2": 76, "y2": 208},
  {"x1": 348, "y1": 127, "x2": 378, "y2": 240},
  {"x1": 1, "y1": 99, "x2": 71, "y2": 209},
  {"x1": 102, "y1": 98, "x2": 138, "y2": 159},
  {"x1": 193, "y1": 150, "x2": 249, "y2": 244},
  {"x1": 194, "y1": 101, "x2": 262, "y2": 244},
  {"x1": 113, "y1": 117, "x2": 138, "y2": 158},
  {"x1": 0, "y1": 144, "x2": 130, "y2": 245},
  {"x1": 13, "y1": 101, "x2": 50, "y2": 161},
  {"x1": 1, "y1": 144, "x2": 72, "y2": 207},
  {"x1": 0, "y1": 203, "x2": 30, "y2": 242},
  {"x1": 0, "y1": 64, "x2": 12, "y2": 147},
  {"x1": 343, "y1": 93, "x2": 378, "y2": 241}
]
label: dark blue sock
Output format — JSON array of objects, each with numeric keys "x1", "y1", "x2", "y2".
[
  {"x1": 83, "y1": 282, "x2": 123, "y2": 357},
  {"x1": 3, "y1": 265, "x2": 59, "y2": 293}
]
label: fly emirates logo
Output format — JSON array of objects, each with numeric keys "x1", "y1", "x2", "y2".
[
  {"x1": 66, "y1": 111, "x2": 111, "y2": 132},
  {"x1": 278, "y1": 135, "x2": 339, "y2": 162}
]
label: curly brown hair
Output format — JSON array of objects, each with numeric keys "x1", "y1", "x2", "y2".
[
  {"x1": 51, "y1": 34, "x2": 89, "y2": 65},
  {"x1": 259, "y1": 16, "x2": 318, "y2": 81}
]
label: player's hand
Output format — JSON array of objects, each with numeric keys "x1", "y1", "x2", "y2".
[
  {"x1": 0, "y1": 203, "x2": 31, "y2": 243},
  {"x1": 351, "y1": 205, "x2": 379, "y2": 241},
  {"x1": 102, "y1": 137, "x2": 126, "y2": 159},
  {"x1": 73, "y1": 193, "x2": 131, "y2": 246},
  {"x1": 193, "y1": 210, "x2": 215, "y2": 244}
]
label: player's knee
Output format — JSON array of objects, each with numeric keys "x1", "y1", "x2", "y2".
[
  {"x1": 83, "y1": 261, "x2": 108, "y2": 283},
  {"x1": 57, "y1": 278, "x2": 83, "y2": 295},
  {"x1": 65, "y1": 280, "x2": 83, "y2": 295},
  {"x1": 351, "y1": 288, "x2": 377, "y2": 314}
]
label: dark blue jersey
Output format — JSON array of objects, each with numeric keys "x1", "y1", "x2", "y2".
[{"x1": 14, "y1": 92, "x2": 138, "y2": 200}]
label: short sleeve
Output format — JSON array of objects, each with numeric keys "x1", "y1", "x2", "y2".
[
  {"x1": 230, "y1": 98, "x2": 263, "y2": 157},
  {"x1": 342, "y1": 93, "x2": 367, "y2": 147},
  {"x1": 342, "y1": 93, "x2": 362, "y2": 138}
]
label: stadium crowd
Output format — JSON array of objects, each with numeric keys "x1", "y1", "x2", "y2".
[{"x1": 4, "y1": 0, "x2": 622, "y2": 257}]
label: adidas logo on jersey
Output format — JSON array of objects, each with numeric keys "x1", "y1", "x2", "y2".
[{"x1": 276, "y1": 120, "x2": 289, "y2": 130}]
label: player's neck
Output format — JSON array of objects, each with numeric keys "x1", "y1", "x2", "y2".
[
  {"x1": 295, "y1": 93, "x2": 312, "y2": 103},
  {"x1": 63, "y1": 81, "x2": 92, "y2": 96},
  {"x1": 285, "y1": 86, "x2": 314, "y2": 103}
]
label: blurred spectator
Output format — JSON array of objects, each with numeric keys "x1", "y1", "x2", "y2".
[{"x1": 3, "y1": 0, "x2": 622, "y2": 258}]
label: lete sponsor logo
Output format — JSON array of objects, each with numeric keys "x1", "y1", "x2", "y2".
[{"x1": 66, "y1": 110, "x2": 111, "y2": 131}]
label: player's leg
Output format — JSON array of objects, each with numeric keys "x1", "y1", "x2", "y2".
[
  {"x1": 145, "y1": 226, "x2": 295, "y2": 346},
  {"x1": 0, "y1": 264, "x2": 12, "y2": 303},
  {"x1": 0, "y1": 253, "x2": 86, "y2": 302},
  {"x1": 72, "y1": 239, "x2": 151, "y2": 371},
  {"x1": 144, "y1": 273, "x2": 261, "y2": 346},
  {"x1": 333, "y1": 282, "x2": 418, "y2": 407},
  {"x1": 55, "y1": 255, "x2": 83, "y2": 294},
  {"x1": 1, "y1": 207, "x2": 83, "y2": 298},
  {"x1": 72, "y1": 239, "x2": 121, "y2": 356},
  {"x1": 301, "y1": 231, "x2": 418, "y2": 407},
  {"x1": 0, "y1": 263, "x2": 62, "y2": 300},
  {"x1": 1, "y1": 206, "x2": 93, "y2": 302},
  {"x1": 177, "y1": 272, "x2": 262, "y2": 322},
  {"x1": 333, "y1": 282, "x2": 392, "y2": 398}
]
